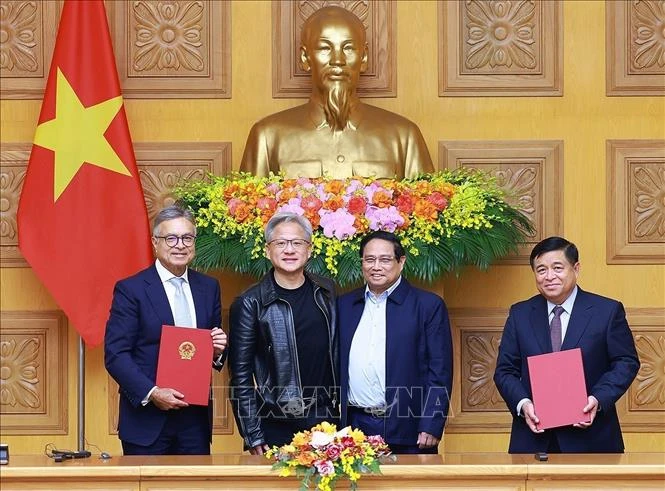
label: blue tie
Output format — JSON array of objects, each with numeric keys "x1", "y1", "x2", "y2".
[{"x1": 169, "y1": 277, "x2": 193, "y2": 327}]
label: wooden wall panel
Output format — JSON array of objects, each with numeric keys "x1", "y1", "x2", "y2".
[
  {"x1": 0, "y1": 143, "x2": 29, "y2": 267},
  {"x1": 606, "y1": 140, "x2": 665, "y2": 264},
  {"x1": 134, "y1": 142, "x2": 232, "y2": 224},
  {"x1": 439, "y1": 0, "x2": 562, "y2": 96},
  {"x1": 0, "y1": 310, "x2": 68, "y2": 434},
  {"x1": 0, "y1": 1, "x2": 59, "y2": 99},
  {"x1": 617, "y1": 308, "x2": 665, "y2": 432},
  {"x1": 107, "y1": 1, "x2": 231, "y2": 98},
  {"x1": 107, "y1": 309, "x2": 232, "y2": 435},
  {"x1": 439, "y1": 140, "x2": 564, "y2": 264},
  {"x1": 447, "y1": 308, "x2": 511, "y2": 433},
  {"x1": 606, "y1": 1, "x2": 665, "y2": 96},
  {"x1": 271, "y1": 0, "x2": 396, "y2": 98}
]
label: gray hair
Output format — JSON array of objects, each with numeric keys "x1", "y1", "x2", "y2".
[
  {"x1": 152, "y1": 205, "x2": 196, "y2": 236},
  {"x1": 265, "y1": 213, "x2": 313, "y2": 242}
]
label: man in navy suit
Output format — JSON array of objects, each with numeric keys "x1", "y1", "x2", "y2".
[
  {"x1": 105, "y1": 205, "x2": 227, "y2": 455},
  {"x1": 494, "y1": 236, "x2": 639, "y2": 453},
  {"x1": 338, "y1": 231, "x2": 453, "y2": 454}
]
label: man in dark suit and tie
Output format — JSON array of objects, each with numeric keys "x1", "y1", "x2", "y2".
[
  {"x1": 494, "y1": 236, "x2": 639, "y2": 453},
  {"x1": 105, "y1": 205, "x2": 227, "y2": 455}
]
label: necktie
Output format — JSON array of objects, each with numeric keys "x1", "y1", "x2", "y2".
[
  {"x1": 550, "y1": 305, "x2": 564, "y2": 352},
  {"x1": 169, "y1": 277, "x2": 193, "y2": 327}
]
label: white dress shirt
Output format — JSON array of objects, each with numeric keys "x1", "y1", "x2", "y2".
[
  {"x1": 155, "y1": 259, "x2": 197, "y2": 328},
  {"x1": 348, "y1": 277, "x2": 402, "y2": 408}
]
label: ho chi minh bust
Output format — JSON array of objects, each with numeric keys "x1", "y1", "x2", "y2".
[{"x1": 240, "y1": 6, "x2": 434, "y2": 180}]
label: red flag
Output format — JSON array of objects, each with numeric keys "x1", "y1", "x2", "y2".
[{"x1": 17, "y1": 0, "x2": 152, "y2": 347}]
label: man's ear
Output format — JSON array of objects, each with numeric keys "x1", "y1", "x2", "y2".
[
  {"x1": 300, "y1": 46, "x2": 311, "y2": 72},
  {"x1": 360, "y1": 42, "x2": 368, "y2": 73}
]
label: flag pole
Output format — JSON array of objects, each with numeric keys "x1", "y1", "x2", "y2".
[{"x1": 78, "y1": 335, "x2": 85, "y2": 452}]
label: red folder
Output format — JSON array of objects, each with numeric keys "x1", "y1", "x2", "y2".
[
  {"x1": 156, "y1": 325, "x2": 213, "y2": 406},
  {"x1": 527, "y1": 348, "x2": 590, "y2": 430}
]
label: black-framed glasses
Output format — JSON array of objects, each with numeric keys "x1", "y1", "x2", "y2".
[
  {"x1": 362, "y1": 256, "x2": 396, "y2": 266},
  {"x1": 154, "y1": 234, "x2": 196, "y2": 247},
  {"x1": 268, "y1": 239, "x2": 310, "y2": 250}
]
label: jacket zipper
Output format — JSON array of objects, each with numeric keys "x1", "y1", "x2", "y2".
[
  {"x1": 281, "y1": 299, "x2": 305, "y2": 414},
  {"x1": 314, "y1": 285, "x2": 337, "y2": 407}
]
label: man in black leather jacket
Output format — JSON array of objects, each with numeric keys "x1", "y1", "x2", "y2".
[{"x1": 229, "y1": 212, "x2": 339, "y2": 454}]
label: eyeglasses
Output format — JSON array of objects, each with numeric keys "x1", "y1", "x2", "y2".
[
  {"x1": 362, "y1": 256, "x2": 396, "y2": 266},
  {"x1": 154, "y1": 234, "x2": 196, "y2": 247},
  {"x1": 268, "y1": 239, "x2": 310, "y2": 250}
]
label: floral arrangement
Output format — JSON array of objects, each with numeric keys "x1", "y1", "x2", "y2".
[
  {"x1": 265, "y1": 422, "x2": 392, "y2": 491},
  {"x1": 175, "y1": 170, "x2": 532, "y2": 286}
]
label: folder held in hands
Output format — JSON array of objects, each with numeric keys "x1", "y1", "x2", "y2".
[
  {"x1": 527, "y1": 347, "x2": 590, "y2": 430},
  {"x1": 156, "y1": 325, "x2": 213, "y2": 406}
]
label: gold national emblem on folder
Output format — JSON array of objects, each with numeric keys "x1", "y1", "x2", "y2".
[{"x1": 178, "y1": 341, "x2": 196, "y2": 360}]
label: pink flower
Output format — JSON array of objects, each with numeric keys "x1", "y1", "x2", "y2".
[
  {"x1": 314, "y1": 459, "x2": 335, "y2": 477},
  {"x1": 325, "y1": 443, "x2": 343, "y2": 461},
  {"x1": 227, "y1": 197, "x2": 243, "y2": 215},
  {"x1": 365, "y1": 206, "x2": 405, "y2": 232},
  {"x1": 277, "y1": 198, "x2": 305, "y2": 215},
  {"x1": 426, "y1": 192, "x2": 448, "y2": 211},
  {"x1": 319, "y1": 209, "x2": 357, "y2": 239}
]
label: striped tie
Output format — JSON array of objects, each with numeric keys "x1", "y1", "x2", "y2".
[{"x1": 550, "y1": 305, "x2": 564, "y2": 352}]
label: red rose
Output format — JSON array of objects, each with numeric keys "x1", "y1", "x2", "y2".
[
  {"x1": 427, "y1": 192, "x2": 448, "y2": 211},
  {"x1": 396, "y1": 194, "x2": 415, "y2": 214},
  {"x1": 347, "y1": 196, "x2": 367, "y2": 215}
]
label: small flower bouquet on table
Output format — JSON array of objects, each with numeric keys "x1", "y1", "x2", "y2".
[{"x1": 265, "y1": 422, "x2": 393, "y2": 491}]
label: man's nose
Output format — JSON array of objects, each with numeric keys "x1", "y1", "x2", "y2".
[{"x1": 330, "y1": 47, "x2": 345, "y2": 65}]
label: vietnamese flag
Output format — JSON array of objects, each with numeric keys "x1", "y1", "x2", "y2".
[{"x1": 17, "y1": 0, "x2": 152, "y2": 347}]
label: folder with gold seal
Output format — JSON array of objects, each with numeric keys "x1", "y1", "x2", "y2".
[{"x1": 156, "y1": 325, "x2": 213, "y2": 406}]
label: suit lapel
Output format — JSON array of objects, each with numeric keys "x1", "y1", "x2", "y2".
[
  {"x1": 530, "y1": 296, "x2": 552, "y2": 353},
  {"x1": 144, "y1": 265, "x2": 175, "y2": 326},
  {"x1": 561, "y1": 288, "x2": 593, "y2": 350},
  {"x1": 189, "y1": 271, "x2": 208, "y2": 329},
  {"x1": 346, "y1": 290, "x2": 365, "y2": 347}
]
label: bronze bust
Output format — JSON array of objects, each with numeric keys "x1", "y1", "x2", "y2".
[{"x1": 240, "y1": 6, "x2": 434, "y2": 180}]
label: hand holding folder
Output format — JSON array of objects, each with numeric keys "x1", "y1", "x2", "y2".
[
  {"x1": 527, "y1": 348, "x2": 591, "y2": 430},
  {"x1": 155, "y1": 325, "x2": 214, "y2": 406}
]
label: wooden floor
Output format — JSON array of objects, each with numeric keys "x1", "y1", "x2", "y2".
[{"x1": 1, "y1": 453, "x2": 664, "y2": 490}]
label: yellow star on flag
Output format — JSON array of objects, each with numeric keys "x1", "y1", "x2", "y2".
[{"x1": 33, "y1": 67, "x2": 131, "y2": 201}]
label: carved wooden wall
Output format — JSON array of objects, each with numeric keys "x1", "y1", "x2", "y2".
[
  {"x1": 107, "y1": 1, "x2": 231, "y2": 98},
  {"x1": 0, "y1": 143, "x2": 30, "y2": 267},
  {"x1": 606, "y1": 0, "x2": 665, "y2": 96},
  {"x1": 438, "y1": 0, "x2": 563, "y2": 96},
  {"x1": 0, "y1": 311, "x2": 68, "y2": 434},
  {"x1": 271, "y1": 0, "x2": 396, "y2": 98},
  {"x1": 439, "y1": 140, "x2": 564, "y2": 263},
  {"x1": 606, "y1": 140, "x2": 665, "y2": 264},
  {"x1": 0, "y1": 1, "x2": 59, "y2": 99},
  {"x1": 0, "y1": 0, "x2": 232, "y2": 99}
]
